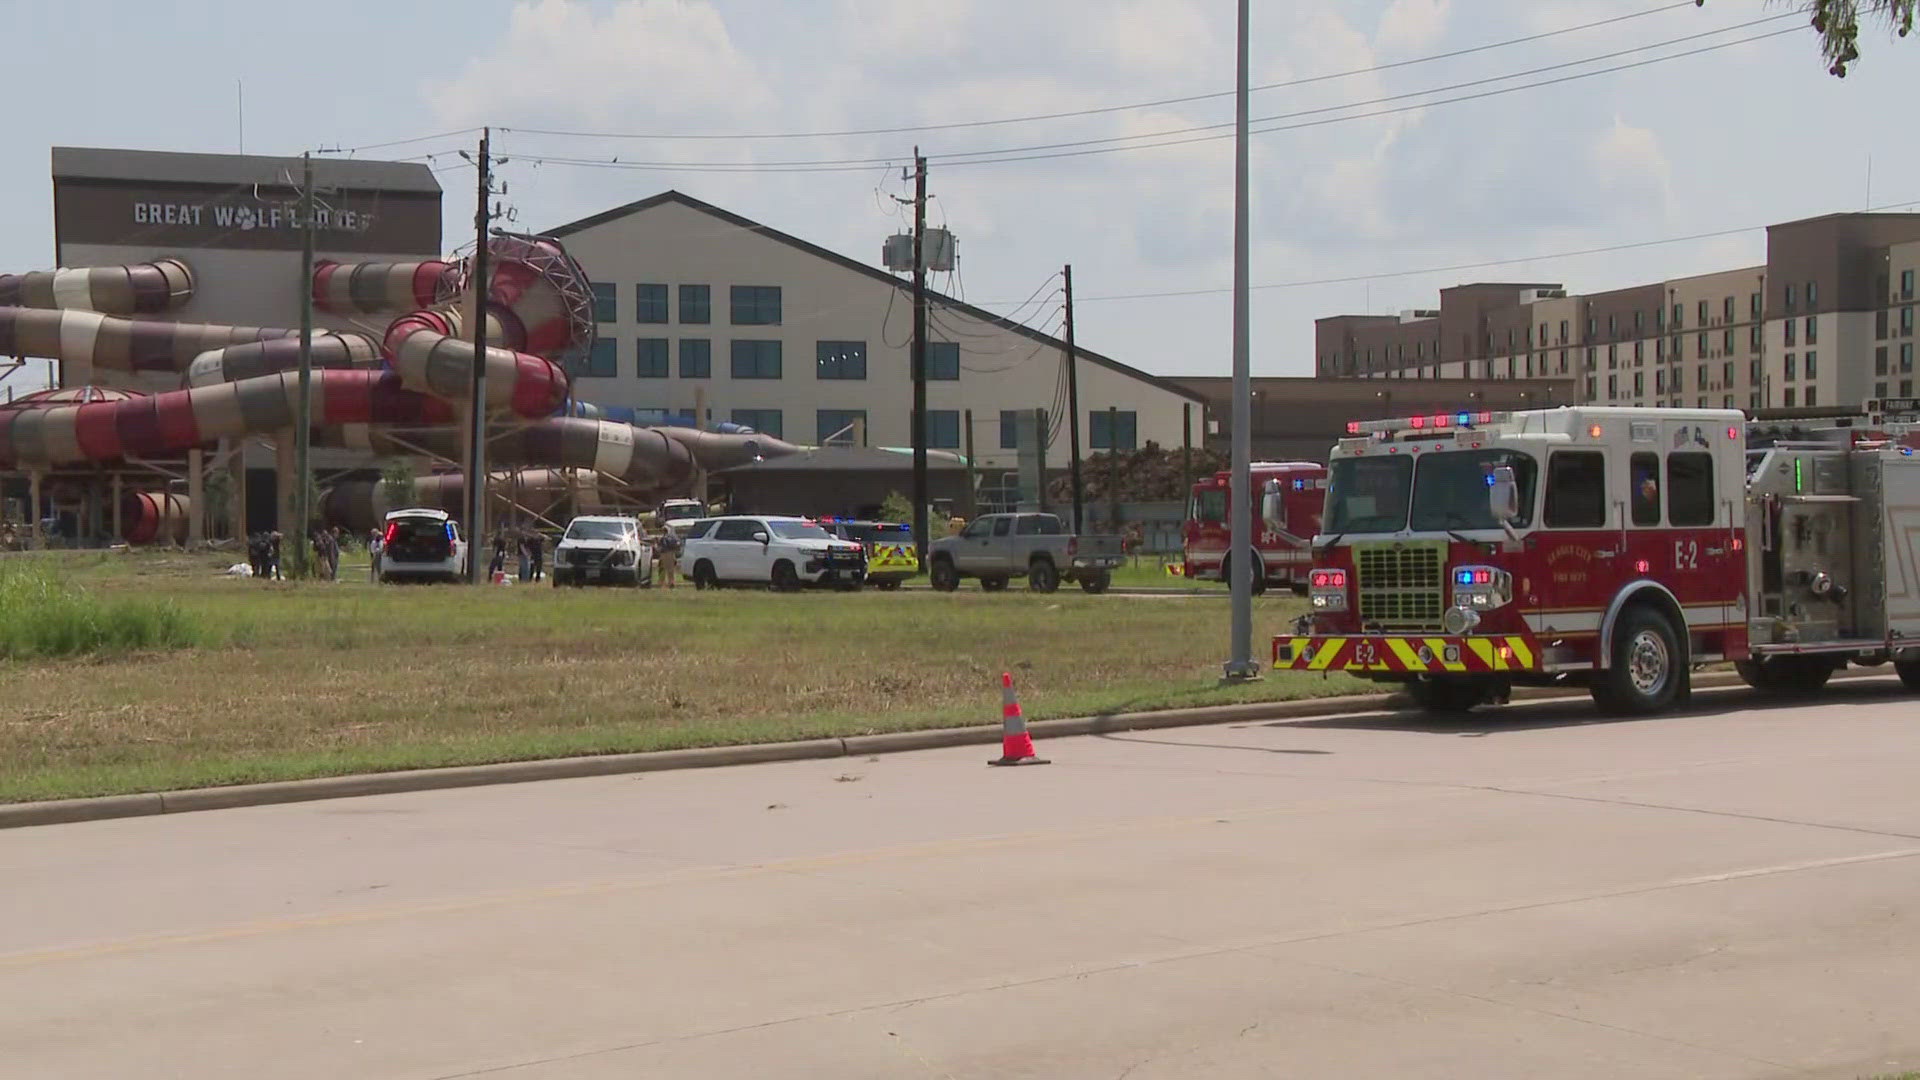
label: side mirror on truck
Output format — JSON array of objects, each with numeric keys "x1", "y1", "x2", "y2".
[
  {"x1": 1488, "y1": 466, "x2": 1521, "y2": 541},
  {"x1": 1260, "y1": 478, "x2": 1286, "y2": 532}
]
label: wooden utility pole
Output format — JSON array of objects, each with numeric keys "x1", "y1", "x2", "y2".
[
  {"x1": 962, "y1": 407, "x2": 977, "y2": 517},
  {"x1": 1108, "y1": 405, "x2": 1120, "y2": 532},
  {"x1": 1063, "y1": 264, "x2": 1084, "y2": 533},
  {"x1": 290, "y1": 150, "x2": 316, "y2": 577},
  {"x1": 464, "y1": 128, "x2": 494, "y2": 583},
  {"x1": 909, "y1": 150, "x2": 930, "y2": 562}
]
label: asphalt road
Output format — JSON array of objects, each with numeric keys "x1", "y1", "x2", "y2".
[{"x1": 5, "y1": 679, "x2": 1920, "y2": 1079}]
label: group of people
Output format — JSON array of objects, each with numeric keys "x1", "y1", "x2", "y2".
[
  {"x1": 486, "y1": 529, "x2": 548, "y2": 583},
  {"x1": 245, "y1": 527, "x2": 349, "y2": 581}
]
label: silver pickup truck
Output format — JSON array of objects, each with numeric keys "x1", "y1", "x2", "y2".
[{"x1": 926, "y1": 512, "x2": 1125, "y2": 594}]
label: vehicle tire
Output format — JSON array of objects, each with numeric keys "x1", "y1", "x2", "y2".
[
  {"x1": 691, "y1": 561, "x2": 717, "y2": 590},
  {"x1": 929, "y1": 558, "x2": 959, "y2": 592},
  {"x1": 1219, "y1": 554, "x2": 1267, "y2": 595},
  {"x1": 980, "y1": 575, "x2": 1010, "y2": 592},
  {"x1": 1078, "y1": 570, "x2": 1111, "y2": 594},
  {"x1": 1736, "y1": 656, "x2": 1838, "y2": 694},
  {"x1": 552, "y1": 572, "x2": 565, "y2": 588},
  {"x1": 1028, "y1": 558, "x2": 1061, "y2": 593},
  {"x1": 1406, "y1": 677, "x2": 1486, "y2": 714},
  {"x1": 1591, "y1": 606, "x2": 1683, "y2": 715},
  {"x1": 770, "y1": 561, "x2": 800, "y2": 592},
  {"x1": 1897, "y1": 658, "x2": 1920, "y2": 690}
]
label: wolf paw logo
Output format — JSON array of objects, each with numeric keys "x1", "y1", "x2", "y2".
[{"x1": 234, "y1": 205, "x2": 259, "y2": 231}]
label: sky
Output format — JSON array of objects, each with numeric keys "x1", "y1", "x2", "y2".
[{"x1": 3, "y1": 0, "x2": 1916, "y2": 394}]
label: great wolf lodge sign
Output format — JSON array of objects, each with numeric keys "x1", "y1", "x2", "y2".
[{"x1": 55, "y1": 179, "x2": 440, "y2": 255}]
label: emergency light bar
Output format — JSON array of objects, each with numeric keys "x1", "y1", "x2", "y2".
[{"x1": 1345, "y1": 411, "x2": 1506, "y2": 436}]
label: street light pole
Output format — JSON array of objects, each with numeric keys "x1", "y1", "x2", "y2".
[
  {"x1": 291, "y1": 150, "x2": 315, "y2": 579},
  {"x1": 1223, "y1": 0, "x2": 1259, "y2": 681}
]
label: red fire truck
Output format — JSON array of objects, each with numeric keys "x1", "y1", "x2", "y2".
[
  {"x1": 1272, "y1": 403, "x2": 1920, "y2": 714},
  {"x1": 1183, "y1": 462, "x2": 1326, "y2": 593}
]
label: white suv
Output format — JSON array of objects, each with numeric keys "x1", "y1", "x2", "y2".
[
  {"x1": 553, "y1": 515, "x2": 653, "y2": 587},
  {"x1": 682, "y1": 516, "x2": 867, "y2": 591},
  {"x1": 378, "y1": 508, "x2": 468, "y2": 584}
]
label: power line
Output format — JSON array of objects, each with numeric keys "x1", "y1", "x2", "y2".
[
  {"x1": 319, "y1": 127, "x2": 486, "y2": 155},
  {"x1": 499, "y1": 22, "x2": 1800, "y2": 175},
  {"x1": 973, "y1": 194, "x2": 1920, "y2": 306},
  {"x1": 490, "y1": 0, "x2": 1700, "y2": 145}
]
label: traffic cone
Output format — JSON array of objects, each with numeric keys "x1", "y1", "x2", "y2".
[{"x1": 990, "y1": 672, "x2": 1051, "y2": 767}]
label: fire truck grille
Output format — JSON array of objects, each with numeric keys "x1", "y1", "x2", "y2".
[{"x1": 1354, "y1": 541, "x2": 1446, "y2": 631}]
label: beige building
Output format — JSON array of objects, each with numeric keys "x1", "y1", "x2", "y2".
[
  {"x1": 1318, "y1": 212, "x2": 1920, "y2": 412},
  {"x1": 545, "y1": 191, "x2": 1205, "y2": 472}
]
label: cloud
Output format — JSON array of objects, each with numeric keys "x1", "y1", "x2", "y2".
[
  {"x1": 1589, "y1": 115, "x2": 1673, "y2": 216},
  {"x1": 1376, "y1": 0, "x2": 1451, "y2": 57}
]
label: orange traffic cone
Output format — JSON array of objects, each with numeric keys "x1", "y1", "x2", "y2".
[{"x1": 990, "y1": 672, "x2": 1051, "y2": 767}]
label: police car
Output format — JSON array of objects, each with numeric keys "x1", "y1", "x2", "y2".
[{"x1": 821, "y1": 520, "x2": 919, "y2": 590}]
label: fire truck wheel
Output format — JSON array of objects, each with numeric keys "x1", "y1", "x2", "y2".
[
  {"x1": 1405, "y1": 678, "x2": 1486, "y2": 714},
  {"x1": 1735, "y1": 656, "x2": 1837, "y2": 693},
  {"x1": 1592, "y1": 606, "x2": 1683, "y2": 715},
  {"x1": 1897, "y1": 658, "x2": 1920, "y2": 690},
  {"x1": 1219, "y1": 554, "x2": 1267, "y2": 595}
]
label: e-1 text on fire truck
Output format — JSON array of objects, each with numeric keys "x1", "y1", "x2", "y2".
[
  {"x1": 1183, "y1": 463, "x2": 1326, "y2": 593},
  {"x1": 1273, "y1": 402, "x2": 1920, "y2": 714}
]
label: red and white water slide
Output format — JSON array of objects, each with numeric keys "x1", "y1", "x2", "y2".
[{"x1": 0, "y1": 236, "x2": 796, "y2": 541}]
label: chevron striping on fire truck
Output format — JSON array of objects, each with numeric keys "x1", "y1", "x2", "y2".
[{"x1": 1273, "y1": 403, "x2": 1920, "y2": 715}]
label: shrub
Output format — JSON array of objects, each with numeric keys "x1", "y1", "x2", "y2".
[{"x1": 0, "y1": 562, "x2": 200, "y2": 659}]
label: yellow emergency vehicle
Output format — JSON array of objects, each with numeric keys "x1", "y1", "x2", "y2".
[{"x1": 822, "y1": 519, "x2": 919, "y2": 590}]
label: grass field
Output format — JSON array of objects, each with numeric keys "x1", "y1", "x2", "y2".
[{"x1": 0, "y1": 548, "x2": 1365, "y2": 803}]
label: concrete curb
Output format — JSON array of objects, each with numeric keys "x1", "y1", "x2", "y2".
[{"x1": 0, "y1": 670, "x2": 1890, "y2": 831}]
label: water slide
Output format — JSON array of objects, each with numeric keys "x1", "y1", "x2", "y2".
[{"x1": 0, "y1": 239, "x2": 797, "y2": 542}]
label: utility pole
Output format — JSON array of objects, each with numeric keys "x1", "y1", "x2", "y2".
[
  {"x1": 1224, "y1": 0, "x2": 1259, "y2": 681},
  {"x1": 909, "y1": 149, "x2": 930, "y2": 562},
  {"x1": 291, "y1": 150, "x2": 315, "y2": 579},
  {"x1": 464, "y1": 128, "x2": 494, "y2": 583},
  {"x1": 1063, "y1": 264, "x2": 1085, "y2": 533}
]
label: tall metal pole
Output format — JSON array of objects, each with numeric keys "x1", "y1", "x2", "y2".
[
  {"x1": 465, "y1": 128, "x2": 493, "y2": 583},
  {"x1": 910, "y1": 149, "x2": 930, "y2": 562},
  {"x1": 291, "y1": 151, "x2": 315, "y2": 579},
  {"x1": 1063, "y1": 263, "x2": 1085, "y2": 533},
  {"x1": 1224, "y1": 0, "x2": 1259, "y2": 680}
]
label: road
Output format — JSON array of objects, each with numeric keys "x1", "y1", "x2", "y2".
[{"x1": 4, "y1": 680, "x2": 1920, "y2": 1079}]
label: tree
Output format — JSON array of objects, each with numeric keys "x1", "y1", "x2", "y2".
[
  {"x1": 1803, "y1": 0, "x2": 1915, "y2": 76},
  {"x1": 877, "y1": 490, "x2": 915, "y2": 525},
  {"x1": 379, "y1": 458, "x2": 416, "y2": 514}
]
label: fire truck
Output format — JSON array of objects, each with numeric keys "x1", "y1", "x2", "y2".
[
  {"x1": 1183, "y1": 462, "x2": 1327, "y2": 593},
  {"x1": 1272, "y1": 403, "x2": 1920, "y2": 714}
]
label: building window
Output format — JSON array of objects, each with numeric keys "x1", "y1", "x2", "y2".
[
  {"x1": 1586, "y1": 317, "x2": 1597, "y2": 338},
  {"x1": 923, "y1": 342, "x2": 960, "y2": 380},
  {"x1": 1633, "y1": 371, "x2": 1644, "y2": 396},
  {"x1": 1750, "y1": 292, "x2": 1762, "y2": 318},
  {"x1": 1608, "y1": 344, "x2": 1618, "y2": 369},
  {"x1": 927, "y1": 409, "x2": 960, "y2": 449},
  {"x1": 1697, "y1": 299, "x2": 1709, "y2": 324},
  {"x1": 1656, "y1": 338, "x2": 1665, "y2": 361},
  {"x1": 1633, "y1": 311, "x2": 1644, "y2": 334},
  {"x1": 1750, "y1": 358, "x2": 1762, "y2": 383},
  {"x1": 1750, "y1": 324, "x2": 1762, "y2": 350},
  {"x1": 591, "y1": 282, "x2": 617, "y2": 323},
  {"x1": 1806, "y1": 280, "x2": 1818, "y2": 307},
  {"x1": 1607, "y1": 314, "x2": 1617, "y2": 337},
  {"x1": 1785, "y1": 283, "x2": 1797, "y2": 311},
  {"x1": 635, "y1": 284, "x2": 669, "y2": 324},
  {"x1": 1585, "y1": 347, "x2": 1596, "y2": 370},
  {"x1": 816, "y1": 409, "x2": 867, "y2": 447},
  {"x1": 635, "y1": 338, "x2": 669, "y2": 378},
  {"x1": 1805, "y1": 351, "x2": 1817, "y2": 379},
  {"x1": 730, "y1": 408, "x2": 782, "y2": 438},
  {"x1": 678, "y1": 284, "x2": 710, "y2": 325},
  {"x1": 1784, "y1": 387, "x2": 1796, "y2": 407},
  {"x1": 1654, "y1": 370, "x2": 1664, "y2": 394},
  {"x1": 1629, "y1": 452, "x2": 1661, "y2": 526},
  {"x1": 582, "y1": 337, "x2": 617, "y2": 377},
  {"x1": 999, "y1": 410, "x2": 1020, "y2": 449},
  {"x1": 1585, "y1": 375, "x2": 1597, "y2": 399},
  {"x1": 1878, "y1": 310, "x2": 1890, "y2": 339},
  {"x1": 1672, "y1": 336, "x2": 1684, "y2": 361},
  {"x1": 1557, "y1": 349, "x2": 1568, "y2": 374},
  {"x1": 1806, "y1": 387, "x2": 1817, "y2": 406},
  {"x1": 1697, "y1": 331, "x2": 1708, "y2": 356},
  {"x1": 1559, "y1": 319, "x2": 1569, "y2": 343},
  {"x1": 1784, "y1": 354, "x2": 1796, "y2": 380},
  {"x1": 1723, "y1": 361, "x2": 1734, "y2": 387},
  {"x1": 1723, "y1": 329, "x2": 1734, "y2": 354},
  {"x1": 1784, "y1": 320, "x2": 1796, "y2": 347},
  {"x1": 1876, "y1": 381, "x2": 1890, "y2": 399},
  {"x1": 1723, "y1": 296, "x2": 1735, "y2": 321},
  {"x1": 1608, "y1": 374, "x2": 1619, "y2": 398},
  {"x1": 730, "y1": 339, "x2": 782, "y2": 379},
  {"x1": 1633, "y1": 341, "x2": 1643, "y2": 364},
  {"x1": 1804, "y1": 315, "x2": 1817, "y2": 344},
  {"x1": 1904, "y1": 306, "x2": 1915, "y2": 335},
  {"x1": 679, "y1": 338, "x2": 711, "y2": 378},
  {"x1": 1667, "y1": 452, "x2": 1715, "y2": 527},
  {"x1": 1902, "y1": 342, "x2": 1914, "y2": 372},
  {"x1": 1089, "y1": 410, "x2": 1138, "y2": 450},
  {"x1": 1902, "y1": 269, "x2": 1916, "y2": 299},
  {"x1": 730, "y1": 285, "x2": 782, "y2": 325},
  {"x1": 1876, "y1": 346, "x2": 1890, "y2": 376},
  {"x1": 815, "y1": 340, "x2": 867, "y2": 380},
  {"x1": 1671, "y1": 303, "x2": 1683, "y2": 328},
  {"x1": 1906, "y1": 379, "x2": 1917, "y2": 396}
]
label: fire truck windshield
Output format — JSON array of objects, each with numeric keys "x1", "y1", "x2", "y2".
[
  {"x1": 1325, "y1": 450, "x2": 1538, "y2": 535},
  {"x1": 1192, "y1": 489, "x2": 1227, "y2": 523}
]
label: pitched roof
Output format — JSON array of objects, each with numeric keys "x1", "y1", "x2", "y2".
[
  {"x1": 52, "y1": 146, "x2": 441, "y2": 194},
  {"x1": 546, "y1": 190, "x2": 1205, "y2": 404}
]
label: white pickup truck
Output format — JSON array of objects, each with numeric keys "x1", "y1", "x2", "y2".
[{"x1": 925, "y1": 512, "x2": 1124, "y2": 593}]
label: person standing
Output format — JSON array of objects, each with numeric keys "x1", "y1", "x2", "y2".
[
  {"x1": 654, "y1": 528, "x2": 680, "y2": 589},
  {"x1": 488, "y1": 530, "x2": 508, "y2": 581},
  {"x1": 368, "y1": 527, "x2": 383, "y2": 582},
  {"x1": 516, "y1": 528, "x2": 532, "y2": 582},
  {"x1": 528, "y1": 529, "x2": 545, "y2": 582},
  {"x1": 267, "y1": 531, "x2": 283, "y2": 581}
]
